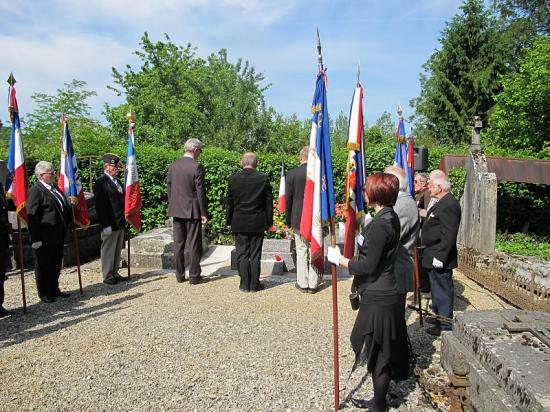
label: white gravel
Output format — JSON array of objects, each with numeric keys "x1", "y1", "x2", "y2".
[{"x1": 0, "y1": 246, "x2": 512, "y2": 411}]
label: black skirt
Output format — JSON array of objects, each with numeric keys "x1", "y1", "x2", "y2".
[{"x1": 350, "y1": 292, "x2": 410, "y2": 379}]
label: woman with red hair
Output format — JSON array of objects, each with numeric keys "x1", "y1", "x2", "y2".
[{"x1": 328, "y1": 172, "x2": 409, "y2": 411}]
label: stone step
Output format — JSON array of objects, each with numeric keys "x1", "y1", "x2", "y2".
[{"x1": 441, "y1": 310, "x2": 550, "y2": 412}]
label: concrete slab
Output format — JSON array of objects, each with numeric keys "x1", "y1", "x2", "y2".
[{"x1": 441, "y1": 310, "x2": 550, "y2": 412}]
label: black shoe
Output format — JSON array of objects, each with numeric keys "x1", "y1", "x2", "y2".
[
  {"x1": 103, "y1": 278, "x2": 118, "y2": 285},
  {"x1": 426, "y1": 326, "x2": 442, "y2": 336},
  {"x1": 295, "y1": 283, "x2": 309, "y2": 293},
  {"x1": 307, "y1": 287, "x2": 319, "y2": 294},
  {"x1": 239, "y1": 287, "x2": 250, "y2": 292},
  {"x1": 189, "y1": 277, "x2": 209, "y2": 285},
  {"x1": 424, "y1": 316, "x2": 438, "y2": 325},
  {"x1": 176, "y1": 275, "x2": 186, "y2": 283},
  {"x1": 55, "y1": 291, "x2": 71, "y2": 298},
  {"x1": 0, "y1": 306, "x2": 14, "y2": 317},
  {"x1": 251, "y1": 283, "x2": 265, "y2": 292},
  {"x1": 114, "y1": 275, "x2": 129, "y2": 282},
  {"x1": 350, "y1": 397, "x2": 386, "y2": 411},
  {"x1": 41, "y1": 296, "x2": 56, "y2": 303}
]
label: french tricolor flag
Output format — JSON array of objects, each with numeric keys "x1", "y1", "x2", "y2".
[
  {"x1": 300, "y1": 70, "x2": 335, "y2": 273},
  {"x1": 278, "y1": 161, "x2": 286, "y2": 212},
  {"x1": 124, "y1": 121, "x2": 142, "y2": 231},
  {"x1": 58, "y1": 115, "x2": 90, "y2": 227},
  {"x1": 343, "y1": 84, "x2": 366, "y2": 259},
  {"x1": 5, "y1": 74, "x2": 28, "y2": 223}
]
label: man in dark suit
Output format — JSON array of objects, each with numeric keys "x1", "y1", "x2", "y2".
[
  {"x1": 27, "y1": 161, "x2": 71, "y2": 303},
  {"x1": 167, "y1": 138, "x2": 208, "y2": 285},
  {"x1": 414, "y1": 172, "x2": 431, "y2": 293},
  {"x1": 93, "y1": 154, "x2": 126, "y2": 285},
  {"x1": 285, "y1": 146, "x2": 318, "y2": 293},
  {"x1": 0, "y1": 182, "x2": 13, "y2": 316},
  {"x1": 226, "y1": 152, "x2": 273, "y2": 292},
  {"x1": 421, "y1": 170, "x2": 461, "y2": 335}
]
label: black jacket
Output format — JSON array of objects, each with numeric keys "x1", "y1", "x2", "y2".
[
  {"x1": 93, "y1": 174, "x2": 125, "y2": 230},
  {"x1": 284, "y1": 163, "x2": 307, "y2": 231},
  {"x1": 226, "y1": 168, "x2": 273, "y2": 233},
  {"x1": 0, "y1": 183, "x2": 11, "y2": 251},
  {"x1": 27, "y1": 182, "x2": 71, "y2": 245},
  {"x1": 348, "y1": 207, "x2": 400, "y2": 295},
  {"x1": 421, "y1": 192, "x2": 461, "y2": 270}
]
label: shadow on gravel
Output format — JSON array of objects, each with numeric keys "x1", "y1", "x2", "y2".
[{"x1": 0, "y1": 274, "x2": 164, "y2": 348}]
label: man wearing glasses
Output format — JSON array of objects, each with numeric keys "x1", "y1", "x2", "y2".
[
  {"x1": 27, "y1": 161, "x2": 71, "y2": 302},
  {"x1": 167, "y1": 138, "x2": 208, "y2": 285},
  {"x1": 94, "y1": 154, "x2": 127, "y2": 285}
]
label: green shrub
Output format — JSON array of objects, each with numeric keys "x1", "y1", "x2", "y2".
[{"x1": 495, "y1": 232, "x2": 550, "y2": 260}]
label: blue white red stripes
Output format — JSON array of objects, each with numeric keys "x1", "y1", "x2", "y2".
[
  {"x1": 300, "y1": 70, "x2": 335, "y2": 273},
  {"x1": 5, "y1": 79, "x2": 28, "y2": 223},
  {"x1": 393, "y1": 105, "x2": 414, "y2": 196},
  {"x1": 58, "y1": 115, "x2": 90, "y2": 227},
  {"x1": 278, "y1": 161, "x2": 286, "y2": 212},
  {"x1": 124, "y1": 122, "x2": 142, "y2": 231},
  {"x1": 343, "y1": 84, "x2": 366, "y2": 258}
]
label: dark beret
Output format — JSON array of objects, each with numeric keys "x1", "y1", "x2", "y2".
[{"x1": 103, "y1": 153, "x2": 120, "y2": 165}]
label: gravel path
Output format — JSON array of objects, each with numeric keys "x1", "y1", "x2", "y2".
[{"x1": 0, "y1": 246, "x2": 512, "y2": 411}]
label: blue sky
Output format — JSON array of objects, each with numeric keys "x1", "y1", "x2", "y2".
[{"x1": 1, "y1": 0, "x2": 463, "y2": 128}]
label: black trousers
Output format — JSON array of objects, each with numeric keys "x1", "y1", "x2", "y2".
[
  {"x1": 34, "y1": 240, "x2": 64, "y2": 298},
  {"x1": 0, "y1": 247, "x2": 7, "y2": 307},
  {"x1": 234, "y1": 232, "x2": 264, "y2": 291},
  {"x1": 173, "y1": 217, "x2": 203, "y2": 280}
]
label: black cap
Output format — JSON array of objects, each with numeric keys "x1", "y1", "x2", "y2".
[{"x1": 103, "y1": 153, "x2": 120, "y2": 165}]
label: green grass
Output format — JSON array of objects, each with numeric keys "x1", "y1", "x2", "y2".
[{"x1": 495, "y1": 232, "x2": 550, "y2": 260}]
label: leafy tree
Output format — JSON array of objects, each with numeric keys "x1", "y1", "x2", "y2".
[
  {"x1": 21, "y1": 79, "x2": 116, "y2": 160},
  {"x1": 495, "y1": 0, "x2": 550, "y2": 35},
  {"x1": 411, "y1": 0, "x2": 512, "y2": 145},
  {"x1": 484, "y1": 36, "x2": 550, "y2": 155},
  {"x1": 261, "y1": 113, "x2": 309, "y2": 154},
  {"x1": 330, "y1": 111, "x2": 349, "y2": 150},
  {"x1": 365, "y1": 111, "x2": 394, "y2": 144},
  {"x1": 107, "y1": 32, "x2": 273, "y2": 151}
]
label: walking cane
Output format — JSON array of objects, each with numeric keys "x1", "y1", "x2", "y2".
[
  {"x1": 413, "y1": 246, "x2": 423, "y2": 327},
  {"x1": 16, "y1": 216, "x2": 27, "y2": 313}
]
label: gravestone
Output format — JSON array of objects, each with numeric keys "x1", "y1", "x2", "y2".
[
  {"x1": 441, "y1": 309, "x2": 550, "y2": 412},
  {"x1": 458, "y1": 118, "x2": 497, "y2": 253},
  {"x1": 121, "y1": 218, "x2": 209, "y2": 269}
]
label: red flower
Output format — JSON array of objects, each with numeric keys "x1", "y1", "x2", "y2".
[{"x1": 274, "y1": 255, "x2": 282, "y2": 261}]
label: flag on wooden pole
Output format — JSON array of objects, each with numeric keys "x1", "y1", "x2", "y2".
[
  {"x1": 343, "y1": 83, "x2": 366, "y2": 258},
  {"x1": 58, "y1": 115, "x2": 90, "y2": 227},
  {"x1": 5, "y1": 73, "x2": 28, "y2": 223},
  {"x1": 278, "y1": 161, "x2": 286, "y2": 212},
  {"x1": 124, "y1": 117, "x2": 142, "y2": 231}
]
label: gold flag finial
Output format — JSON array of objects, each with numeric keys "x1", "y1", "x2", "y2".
[
  {"x1": 7, "y1": 73, "x2": 16, "y2": 87},
  {"x1": 127, "y1": 110, "x2": 136, "y2": 125}
]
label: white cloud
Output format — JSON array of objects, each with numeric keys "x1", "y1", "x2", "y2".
[{"x1": 1, "y1": 32, "x2": 132, "y2": 121}]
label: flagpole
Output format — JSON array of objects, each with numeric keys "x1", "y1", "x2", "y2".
[
  {"x1": 16, "y1": 216, "x2": 27, "y2": 313},
  {"x1": 125, "y1": 111, "x2": 135, "y2": 281},
  {"x1": 127, "y1": 224, "x2": 131, "y2": 280},
  {"x1": 318, "y1": 28, "x2": 340, "y2": 411},
  {"x1": 71, "y1": 205, "x2": 84, "y2": 295}
]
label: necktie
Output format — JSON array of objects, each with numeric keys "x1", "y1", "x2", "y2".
[
  {"x1": 51, "y1": 188, "x2": 65, "y2": 210},
  {"x1": 113, "y1": 179, "x2": 122, "y2": 193}
]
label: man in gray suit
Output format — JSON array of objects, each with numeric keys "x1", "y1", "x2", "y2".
[
  {"x1": 385, "y1": 166, "x2": 419, "y2": 308},
  {"x1": 285, "y1": 146, "x2": 318, "y2": 293},
  {"x1": 167, "y1": 138, "x2": 208, "y2": 285},
  {"x1": 94, "y1": 154, "x2": 126, "y2": 285}
]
